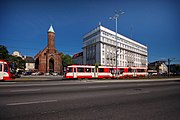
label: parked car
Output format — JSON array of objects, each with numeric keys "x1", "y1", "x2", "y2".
[
  {"x1": 52, "y1": 72, "x2": 58, "y2": 76},
  {"x1": 23, "y1": 71, "x2": 32, "y2": 76},
  {"x1": 31, "y1": 72, "x2": 44, "y2": 76},
  {"x1": 45, "y1": 73, "x2": 50, "y2": 76}
]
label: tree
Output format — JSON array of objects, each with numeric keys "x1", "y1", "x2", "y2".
[
  {"x1": 0, "y1": 45, "x2": 9, "y2": 60},
  {"x1": 62, "y1": 54, "x2": 73, "y2": 68},
  {"x1": 0, "y1": 45, "x2": 25, "y2": 71},
  {"x1": 8, "y1": 55, "x2": 25, "y2": 71}
]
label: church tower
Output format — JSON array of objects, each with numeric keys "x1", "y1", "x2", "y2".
[
  {"x1": 48, "y1": 25, "x2": 55, "y2": 53},
  {"x1": 34, "y1": 25, "x2": 62, "y2": 74}
]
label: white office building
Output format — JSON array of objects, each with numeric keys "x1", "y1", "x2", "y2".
[{"x1": 83, "y1": 25, "x2": 148, "y2": 67}]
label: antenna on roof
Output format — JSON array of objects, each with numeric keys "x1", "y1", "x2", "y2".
[{"x1": 98, "y1": 21, "x2": 101, "y2": 26}]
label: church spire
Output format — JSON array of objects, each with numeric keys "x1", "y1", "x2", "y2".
[{"x1": 48, "y1": 24, "x2": 55, "y2": 33}]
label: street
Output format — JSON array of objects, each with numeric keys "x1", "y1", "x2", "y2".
[{"x1": 0, "y1": 79, "x2": 180, "y2": 120}]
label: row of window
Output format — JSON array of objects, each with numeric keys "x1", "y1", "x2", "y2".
[
  {"x1": 84, "y1": 31, "x2": 100, "y2": 41},
  {"x1": 67, "y1": 67, "x2": 146, "y2": 73},
  {"x1": 102, "y1": 31, "x2": 147, "y2": 52},
  {"x1": 101, "y1": 37, "x2": 147, "y2": 55},
  {"x1": 0, "y1": 64, "x2": 8, "y2": 72},
  {"x1": 67, "y1": 67, "x2": 94, "y2": 73}
]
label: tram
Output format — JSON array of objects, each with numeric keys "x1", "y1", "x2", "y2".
[
  {"x1": 0, "y1": 60, "x2": 14, "y2": 80},
  {"x1": 65, "y1": 65, "x2": 148, "y2": 79}
]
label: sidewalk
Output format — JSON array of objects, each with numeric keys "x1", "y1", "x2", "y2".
[
  {"x1": 11, "y1": 76, "x2": 180, "y2": 82},
  {"x1": 13, "y1": 75, "x2": 63, "y2": 81},
  {"x1": 87, "y1": 77, "x2": 180, "y2": 83}
]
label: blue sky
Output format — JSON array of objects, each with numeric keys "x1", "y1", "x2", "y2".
[{"x1": 0, "y1": 0, "x2": 180, "y2": 63}]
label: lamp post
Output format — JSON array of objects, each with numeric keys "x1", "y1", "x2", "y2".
[
  {"x1": 168, "y1": 58, "x2": 175, "y2": 77},
  {"x1": 109, "y1": 10, "x2": 124, "y2": 78}
]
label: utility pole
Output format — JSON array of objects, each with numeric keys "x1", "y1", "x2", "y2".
[
  {"x1": 168, "y1": 58, "x2": 175, "y2": 77},
  {"x1": 109, "y1": 10, "x2": 124, "y2": 78},
  {"x1": 168, "y1": 58, "x2": 170, "y2": 77}
]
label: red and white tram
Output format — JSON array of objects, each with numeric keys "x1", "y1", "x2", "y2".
[
  {"x1": 65, "y1": 65, "x2": 148, "y2": 79},
  {"x1": 0, "y1": 60, "x2": 14, "y2": 80}
]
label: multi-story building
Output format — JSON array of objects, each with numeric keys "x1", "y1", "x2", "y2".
[
  {"x1": 148, "y1": 61, "x2": 168, "y2": 74},
  {"x1": 72, "y1": 52, "x2": 83, "y2": 65},
  {"x1": 24, "y1": 56, "x2": 35, "y2": 71},
  {"x1": 83, "y1": 25, "x2": 148, "y2": 68}
]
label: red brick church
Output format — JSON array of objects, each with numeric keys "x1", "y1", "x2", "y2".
[{"x1": 34, "y1": 25, "x2": 62, "y2": 74}]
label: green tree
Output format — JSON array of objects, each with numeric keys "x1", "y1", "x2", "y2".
[
  {"x1": 8, "y1": 55, "x2": 25, "y2": 70},
  {"x1": 62, "y1": 54, "x2": 73, "y2": 68},
  {"x1": 0, "y1": 45, "x2": 9, "y2": 60},
  {"x1": 0, "y1": 45, "x2": 25, "y2": 71}
]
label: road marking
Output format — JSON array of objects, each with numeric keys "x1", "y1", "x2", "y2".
[
  {"x1": 10, "y1": 89, "x2": 41, "y2": 92},
  {"x1": 0, "y1": 82, "x2": 87, "y2": 87},
  {"x1": 88, "y1": 86, "x2": 108, "y2": 89},
  {"x1": 126, "y1": 91, "x2": 150, "y2": 95},
  {"x1": 7, "y1": 99, "x2": 58, "y2": 106}
]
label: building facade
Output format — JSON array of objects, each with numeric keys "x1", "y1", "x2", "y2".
[
  {"x1": 34, "y1": 25, "x2": 62, "y2": 74},
  {"x1": 148, "y1": 61, "x2": 168, "y2": 74},
  {"x1": 24, "y1": 56, "x2": 35, "y2": 71},
  {"x1": 83, "y1": 25, "x2": 148, "y2": 67},
  {"x1": 72, "y1": 52, "x2": 83, "y2": 65}
]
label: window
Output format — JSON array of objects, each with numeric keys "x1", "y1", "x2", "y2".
[
  {"x1": 67, "y1": 68, "x2": 73, "y2": 72},
  {"x1": 110, "y1": 68, "x2": 114, "y2": 74},
  {"x1": 0, "y1": 64, "x2": 2, "y2": 71},
  {"x1": 4, "y1": 64, "x2": 8, "y2": 72},
  {"x1": 78, "y1": 68, "x2": 84, "y2": 72},
  {"x1": 120, "y1": 69, "x2": 124, "y2": 74},
  {"x1": 128, "y1": 68, "x2": 132, "y2": 72},
  {"x1": 102, "y1": 44, "x2": 104, "y2": 49},
  {"x1": 102, "y1": 51, "x2": 104, "y2": 55},
  {"x1": 85, "y1": 68, "x2": 91, "y2": 72},
  {"x1": 137, "y1": 69, "x2": 145, "y2": 72},
  {"x1": 99, "y1": 68, "x2": 104, "y2": 72}
]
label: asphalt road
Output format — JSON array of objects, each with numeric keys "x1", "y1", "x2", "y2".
[{"x1": 0, "y1": 79, "x2": 180, "y2": 120}]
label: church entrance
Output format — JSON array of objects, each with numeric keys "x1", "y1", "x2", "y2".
[
  {"x1": 49, "y1": 58, "x2": 54, "y2": 73},
  {"x1": 35, "y1": 58, "x2": 39, "y2": 70}
]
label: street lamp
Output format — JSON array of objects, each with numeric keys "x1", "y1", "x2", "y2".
[
  {"x1": 109, "y1": 10, "x2": 124, "y2": 78},
  {"x1": 168, "y1": 58, "x2": 175, "y2": 77}
]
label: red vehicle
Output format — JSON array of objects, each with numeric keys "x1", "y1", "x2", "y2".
[
  {"x1": 65, "y1": 65, "x2": 148, "y2": 79},
  {"x1": 0, "y1": 60, "x2": 14, "y2": 80}
]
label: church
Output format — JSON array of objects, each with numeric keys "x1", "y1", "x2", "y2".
[{"x1": 34, "y1": 25, "x2": 62, "y2": 74}]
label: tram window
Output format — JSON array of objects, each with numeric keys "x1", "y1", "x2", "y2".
[
  {"x1": 137, "y1": 69, "x2": 145, "y2": 72},
  {"x1": 67, "y1": 68, "x2": 73, "y2": 72},
  {"x1": 110, "y1": 68, "x2": 114, "y2": 74},
  {"x1": 0, "y1": 64, "x2": 2, "y2": 71},
  {"x1": 85, "y1": 68, "x2": 91, "y2": 72},
  {"x1": 128, "y1": 68, "x2": 132, "y2": 72},
  {"x1": 92, "y1": 68, "x2": 94, "y2": 72},
  {"x1": 4, "y1": 64, "x2": 8, "y2": 72},
  {"x1": 99, "y1": 68, "x2": 104, "y2": 72},
  {"x1": 120, "y1": 69, "x2": 124, "y2": 74},
  {"x1": 78, "y1": 68, "x2": 84, "y2": 72}
]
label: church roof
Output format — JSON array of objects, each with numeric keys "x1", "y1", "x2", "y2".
[
  {"x1": 48, "y1": 25, "x2": 55, "y2": 33},
  {"x1": 24, "y1": 56, "x2": 35, "y2": 63}
]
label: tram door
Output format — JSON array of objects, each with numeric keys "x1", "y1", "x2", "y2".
[
  {"x1": 73, "y1": 68, "x2": 77, "y2": 78},
  {"x1": 0, "y1": 63, "x2": 3, "y2": 80},
  {"x1": 92, "y1": 68, "x2": 98, "y2": 78}
]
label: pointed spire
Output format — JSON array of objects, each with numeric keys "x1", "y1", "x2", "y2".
[{"x1": 48, "y1": 24, "x2": 55, "y2": 33}]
